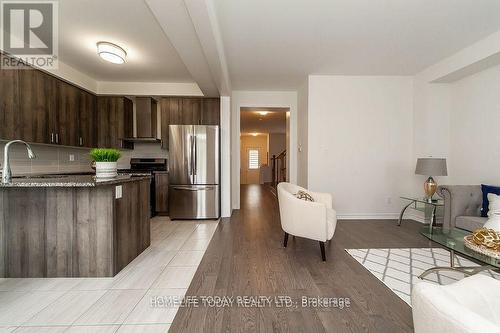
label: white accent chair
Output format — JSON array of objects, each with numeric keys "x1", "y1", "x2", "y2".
[
  {"x1": 412, "y1": 275, "x2": 500, "y2": 333},
  {"x1": 277, "y1": 182, "x2": 337, "y2": 261}
]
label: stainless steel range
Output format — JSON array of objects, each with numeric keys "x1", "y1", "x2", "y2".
[{"x1": 119, "y1": 158, "x2": 168, "y2": 217}]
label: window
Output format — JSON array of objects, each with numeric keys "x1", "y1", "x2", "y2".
[{"x1": 248, "y1": 149, "x2": 260, "y2": 169}]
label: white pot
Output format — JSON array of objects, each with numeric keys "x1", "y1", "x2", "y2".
[{"x1": 95, "y1": 161, "x2": 117, "y2": 179}]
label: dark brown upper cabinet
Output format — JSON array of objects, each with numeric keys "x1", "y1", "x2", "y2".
[
  {"x1": 96, "y1": 96, "x2": 133, "y2": 149},
  {"x1": 182, "y1": 98, "x2": 202, "y2": 125},
  {"x1": 56, "y1": 81, "x2": 80, "y2": 146},
  {"x1": 78, "y1": 90, "x2": 97, "y2": 148},
  {"x1": 160, "y1": 97, "x2": 220, "y2": 150},
  {"x1": 0, "y1": 64, "x2": 20, "y2": 141},
  {"x1": 18, "y1": 69, "x2": 57, "y2": 144},
  {"x1": 201, "y1": 98, "x2": 220, "y2": 125}
]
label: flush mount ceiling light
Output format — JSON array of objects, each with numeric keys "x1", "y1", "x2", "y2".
[
  {"x1": 97, "y1": 41, "x2": 127, "y2": 64},
  {"x1": 257, "y1": 111, "x2": 269, "y2": 116},
  {"x1": 251, "y1": 133, "x2": 259, "y2": 136}
]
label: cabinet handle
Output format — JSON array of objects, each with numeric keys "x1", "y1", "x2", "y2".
[
  {"x1": 55, "y1": 133, "x2": 59, "y2": 144},
  {"x1": 50, "y1": 132, "x2": 54, "y2": 143}
]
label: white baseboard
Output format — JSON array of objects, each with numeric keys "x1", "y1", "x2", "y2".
[
  {"x1": 337, "y1": 213, "x2": 399, "y2": 220},
  {"x1": 337, "y1": 211, "x2": 426, "y2": 223}
]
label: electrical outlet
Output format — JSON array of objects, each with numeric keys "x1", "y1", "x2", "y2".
[
  {"x1": 386, "y1": 197, "x2": 392, "y2": 205},
  {"x1": 69, "y1": 154, "x2": 75, "y2": 162},
  {"x1": 115, "y1": 185, "x2": 122, "y2": 199}
]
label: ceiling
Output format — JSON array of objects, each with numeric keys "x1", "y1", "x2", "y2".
[
  {"x1": 58, "y1": 0, "x2": 193, "y2": 82},
  {"x1": 240, "y1": 108, "x2": 288, "y2": 134},
  {"x1": 215, "y1": 0, "x2": 500, "y2": 90}
]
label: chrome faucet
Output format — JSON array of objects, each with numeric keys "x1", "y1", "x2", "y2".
[{"x1": 2, "y1": 140, "x2": 36, "y2": 184}]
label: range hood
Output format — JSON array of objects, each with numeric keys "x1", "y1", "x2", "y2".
[{"x1": 123, "y1": 97, "x2": 160, "y2": 143}]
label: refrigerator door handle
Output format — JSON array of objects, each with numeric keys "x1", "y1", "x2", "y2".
[
  {"x1": 190, "y1": 134, "x2": 194, "y2": 177},
  {"x1": 194, "y1": 133, "x2": 197, "y2": 177}
]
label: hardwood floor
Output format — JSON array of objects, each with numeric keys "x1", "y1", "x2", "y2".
[{"x1": 170, "y1": 185, "x2": 434, "y2": 332}]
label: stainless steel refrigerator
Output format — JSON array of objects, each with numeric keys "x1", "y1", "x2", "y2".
[{"x1": 168, "y1": 125, "x2": 220, "y2": 219}]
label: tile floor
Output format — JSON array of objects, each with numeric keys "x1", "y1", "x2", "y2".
[{"x1": 0, "y1": 217, "x2": 219, "y2": 333}]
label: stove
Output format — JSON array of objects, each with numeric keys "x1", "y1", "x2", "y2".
[{"x1": 119, "y1": 158, "x2": 168, "y2": 217}]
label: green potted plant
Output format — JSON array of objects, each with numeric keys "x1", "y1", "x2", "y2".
[{"x1": 90, "y1": 148, "x2": 121, "y2": 179}]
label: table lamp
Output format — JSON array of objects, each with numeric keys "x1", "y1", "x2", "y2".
[{"x1": 415, "y1": 158, "x2": 447, "y2": 200}]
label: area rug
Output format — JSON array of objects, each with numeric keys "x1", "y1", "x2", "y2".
[{"x1": 346, "y1": 248, "x2": 500, "y2": 305}]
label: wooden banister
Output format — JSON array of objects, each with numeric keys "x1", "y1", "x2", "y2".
[{"x1": 271, "y1": 149, "x2": 286, "y2": 187}]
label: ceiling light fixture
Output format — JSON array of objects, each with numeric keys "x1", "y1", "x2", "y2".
[
  {"x1": 97, "y1": 41, "x2": 127, "y2": 64},
  {"x1": 258, "y1": 111, "x2": 269, "y2": 116},
  {"x1": 251, "y1": 133, "x2": 259, "y2": 136}
]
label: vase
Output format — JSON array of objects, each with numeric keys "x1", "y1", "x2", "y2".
[{"x1": 95, "y1": 161, "x2": 117, "y2": 179}]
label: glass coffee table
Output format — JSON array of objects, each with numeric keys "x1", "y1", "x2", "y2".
[
  {"x1": 419, "y1": 227, "x2": 500, "y2": 279},
  {"x1": 398, "y1": 196, "x2": 444, "y2": 233}
]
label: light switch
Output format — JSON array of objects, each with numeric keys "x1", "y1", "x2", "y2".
[
  {"x1": 69, "y1": 154, "x2": 75, "y2": 162},
  {"x1": 115, "y1": 185, "x2": 123, "y2": 199}
]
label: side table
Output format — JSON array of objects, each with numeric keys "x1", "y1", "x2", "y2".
[{"x1": 398, "y1": 196, "x2": 444, "y2": 233}]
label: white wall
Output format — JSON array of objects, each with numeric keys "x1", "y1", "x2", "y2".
[
  {"x1": 231, "y1": 90, "x2": 298, "y2": 209},
  {"x1": 307, "y1": 76, "x2": 414, "y2": 219},
  {"x1": 297, "y1": 79, "x2": 309, "y2": 187},
  {"x1": 220, "y1": 96, "x2": 232, "y2": 217},
  {"x1": 411, "y1": 29, "x2": 500, "y2": 190},
  {"x1": 448, "y1": 63, "x2": 500, "y2": 185}
]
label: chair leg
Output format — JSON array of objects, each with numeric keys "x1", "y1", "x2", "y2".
[
  {"x1": 283, "y1": 232, "x2": 289, "y2": 247},
  {"x1": 319, "y1": 241, "x2": 326, "y2": 261}
]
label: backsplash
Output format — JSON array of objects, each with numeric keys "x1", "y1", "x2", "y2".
[
  {"x1": 0, "y1": 141, "x2": 93, "y2": 175},
  {"x1": 0, "y1": 141, "x2": 168, "y2": 175},
  {"x1": 118, "y1": 143, "x2": 168, "y2": 169}
]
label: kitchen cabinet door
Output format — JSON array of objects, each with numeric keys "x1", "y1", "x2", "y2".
[
  {"x1": 155, "y1": 173, "x2": 169, "y2": 214},
  {"x1": 168, "y1": 97, "x2": 183, "y2": 125},
  {"x1": 96, "y1": 97, "x2": 111, "y2": 147},
  {"x1": 56, "y1": 81, "x2": 79, "y2": 146},
  {"x1": 18, "y1": 69, "x2": 57, "y2": 144},
  {"x1": 78, "y1": 90, "x2": 96, "y2": 147},
  {"x1": 96, "y1": 96, "x2": 133, "y2": 149},
  {"x1": 182, "y1": 98, "x2": 202, "y2": 125},
  {"x1": 201, "y1": 98, "x2": 220, "y2": 125},
  {"x1": 160, "y1": 97, "x2": 181, "y2": 149},
  {"x1": 0, "y1": 65, "x2": 20, "y2": 140},
  {"x1": 111, "y1": 96, "x2": 133, "y2": 149}
]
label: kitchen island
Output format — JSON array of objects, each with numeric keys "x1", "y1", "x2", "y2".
[{"x1": 0, "y1": 174, "x2": 151, "y2": 278}]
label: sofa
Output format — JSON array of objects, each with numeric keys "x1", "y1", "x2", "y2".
[
  {"x1": 412, "y1": 274, "x2": 500, "y2": 333},
  {"x1": 437, "y1": 185, "x2": 486, "y2": 232}
]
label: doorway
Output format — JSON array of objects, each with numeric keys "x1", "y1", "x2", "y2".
[{"x1": 240, "y1": 107, "x2": 289, "y2": 186}]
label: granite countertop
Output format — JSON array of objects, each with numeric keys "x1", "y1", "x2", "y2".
[{"x1": 0, "y1": 174, "x2": 152, "y2": 188}]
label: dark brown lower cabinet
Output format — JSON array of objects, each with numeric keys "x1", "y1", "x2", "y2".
[
  {"x1": 0, "y1": 178, "x2": 151, "y2": 278},
  {"x1": 155, "y1": 172, "x2": 169, "y2": 215}
]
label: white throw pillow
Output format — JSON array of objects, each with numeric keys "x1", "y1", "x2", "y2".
[
  {"x1": 487, "y1": 193, "x2": 500, "y2": 217},
  {"x1": 484, "y1": 193, "x2": 500, "y2": 231}
]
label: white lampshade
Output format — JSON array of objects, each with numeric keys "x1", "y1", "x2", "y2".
[{"x1": 97, "y1": 42, "x2": 127, "y2": 64}]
